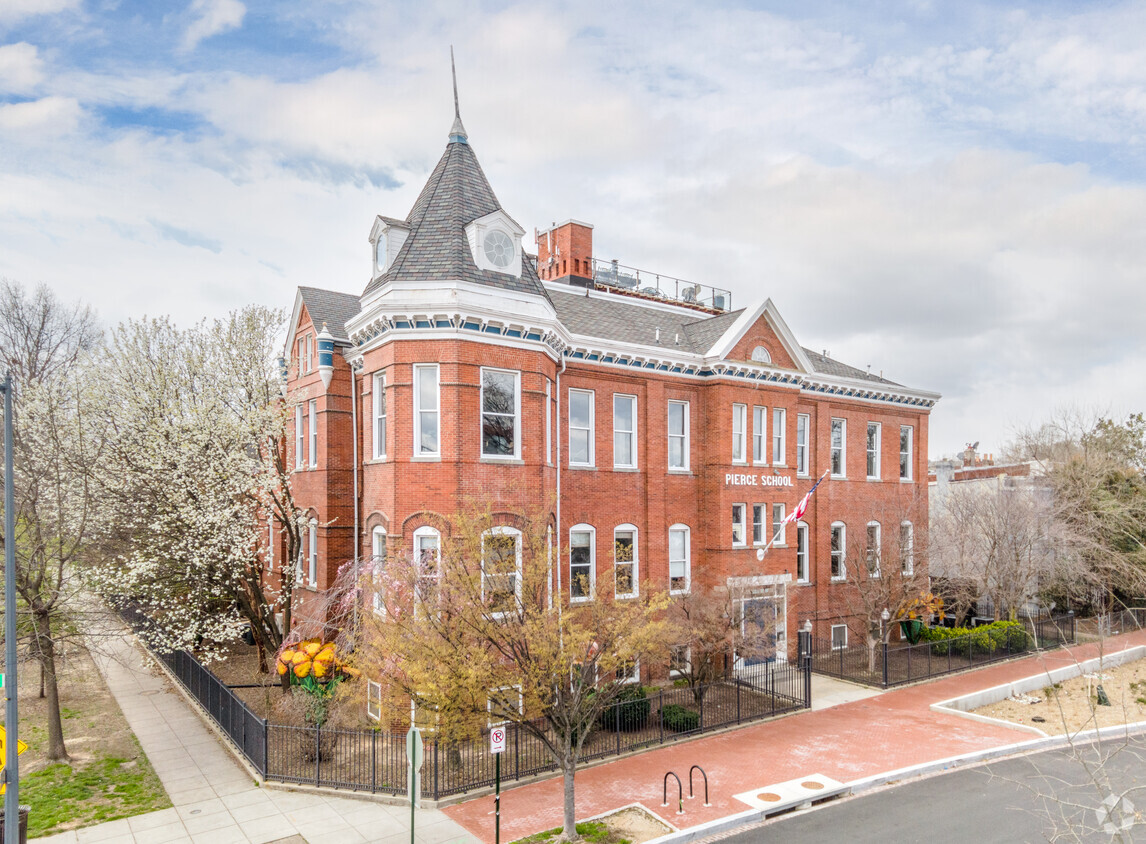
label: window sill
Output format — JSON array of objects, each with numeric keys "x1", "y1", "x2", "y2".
[
  {"x1": 669, "y1": 588, "x2": 690, "y2": 597},
  {"x1": 613, "y1": 466, "x2": 639, "y2": 473},
  {"x1": 900, "y1": 477, "x2": 914, "y2": 483},
  {"x1": 830, "y1": 577, "x2": 846, "y2": 583},
  {"x1": 866, "y1": 476, "x2": 880, "y2": 482},
  {"x1": 411, "y1": 454, "x2": 441, "y2": 462},
  {"x1": 772, "y1": 463, "x2": 787, "y2": 469},
  {"x1": 732, "y1": 543, "x2": 747, "y2": 549},
  {"x1": 615, "y1": 593, "x2": 638, "y2": 601},
  {"x1": 481, "y1": 457, "x2": 524, "y2": 465},
  {"x1": 831, "y1": 474, "x2": 846, "y2": 481},
  {"x1": 570, "y1": 597, "x2": 593, "y2": 605},
  {"x1": 568, "y1": 464, "x2": 597, "y2": 471},
  {"x1": 796, "y1": 579, "x2": 811, "y2": 586},
  {"x1": 365, "y1": 457, "x2": 388, "y2": 465},
  {"x1": 667, "y1": 468, "x2": 692, "y2": 475},
  {"x1": 773, "y1": 543, "x2": 788, "y2": 549}
]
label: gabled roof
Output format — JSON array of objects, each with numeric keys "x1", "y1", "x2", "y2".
[
  {"x1": 294, "y1": 286, "x2": 361, "y2": 343},
  {"x1": 361, "y1": 139, "x2": 548, "y2": 301}
]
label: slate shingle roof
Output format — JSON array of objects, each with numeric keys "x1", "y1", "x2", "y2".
[
  {"x1": 802, "y1": 347, "x2": 901, "y2": 386},
  {"x1": 361, "y1": 140, "x2": 548, "y2": 301},
  {"x1": 298, "y1": 286, "x2": 361, "y2": 342}
]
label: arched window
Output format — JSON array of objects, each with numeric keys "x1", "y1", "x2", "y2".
[
  {"x1": 668, "y1": 524, "x2": 690, "y2": 594},
  {"x1": 372, "y1": 526, "x2": 387, "y2": 616},
  {"x1": 830, "y1": 522, "x2": 846, "y2": 580},
  {"x1": 412, "y1": 525, "x2": 441, "y2": 612},
  {"x1": 482, "y1": 527, "x2": 522, "y2": 616},
  {"x1": 614, "y1": 524, "x2": 638, "y2": 598},
  {"x1": 866, "y1": 521, "x2": 881, "y2": 578},
  {"x1": 569, "y1": 524, "x2": 595, "y2": 602},
  {"x1": 751, "y1": 345, "x2": 772, "y2": 364}
]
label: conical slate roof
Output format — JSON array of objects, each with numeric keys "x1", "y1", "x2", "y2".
[{"x1": 361, "y1": 138, "x2": 548, "y2": 300}]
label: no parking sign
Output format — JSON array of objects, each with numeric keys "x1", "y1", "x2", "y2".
[{"x1": 490, "y1": 726, "x2": 506, "y2": 754}]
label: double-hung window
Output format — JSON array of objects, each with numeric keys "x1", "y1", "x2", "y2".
[
  {"x1": 307, "y1": 520, "x2": 318, "y2": 585},
  {"x1": 752, "y1": 504, "x2": 766, "y2": 545},
  {"x1": 900, "y1": 425, "x2": 914, "y2": 480},
  {"x1": 305, "y1": 334, "x2": 313, "y2": 373},
  {"x1": 866, "y1": 522, "x2": 881, "y2": 577},
  {"x1": 267, "y1": 514, "x2": 275, "y2": 571},
  {"x1": 481, "y1": 368, "x2": 520, "y2": 458},
  {"x1": 901, "y1": 521, "x2": 914, "y2": 575},
  {"x1": 545, "y1": 381, "x2": 552, "y2": 464},
  {"x1": 569, "y1": 389, "x2": 594, "y2": 467},
  {"x1": 669, "y1": 525, "x2": 689, "y2": 593},
  {"x1": 569, "y1": 526, "x2": 594, "y2": 601},
  {"x1": 297, "y1": 338, "x2": 306, "y2": 374},
  {"x1": 772, "y1": 408, "x2": 786, "y2": 465},
  {"x1": 752, "y1": 406, "x2": 766, "y2": 464},
  {"x1": 796, "y1": 522, "x2": 809, "y2": 583},
  {"x1": 614, "y1": 526, "x2": 637, "y2": 598},
  {"x1": 668, "y1": 400, "x2": 689, "y2": 470},
  {"x1": 830, "y1": 418, "x2": 846, "y2": 478},
  {"x1": 831, "y1": 624, "x2": 848, "y2": 650},
  {"x1": 414, "y1": 364, "x2": 440, "y2": 457},
  {"x1": 732, "y1": 404, "x2": 747, "y2": 463},
  {"x1": 308, "y1": 400, "x2": 317, "y2": 468},
  {"x1": 732, "y1": 504, "x2": 746, "y2": 547},
  {"x1": 414, "y1": 527, "x2": 441, "y2": 613},
  {"x1": 867, "y1": 422, "x2": 881, "y2": 479},
  {"x1": 295, "y1": 405, "x2": 305, "y2": 469},
  {"x1": 372, "y1": 526, "x2": 387, "y2": 615},
  {"x1": 830, "y1": 522, "x2": 846, "y2": 580},
  {"x1": 482, "y1": 527, "x2": 522, "y2": 615},
  {"x1": 772, "y1": 503, "x2": 786, "y2": 546},
  {"x1": 372, "y1": 373, "x2": 386, "y2": 459},
  {"x1": 796, "y1": 413, "x2": 809, "y2": 476},
  {"x1": 613, "y1": 395, "x2": 637, "y2": 469}
]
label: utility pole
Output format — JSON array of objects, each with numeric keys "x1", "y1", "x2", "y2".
[{"x1": 3, "y1": 374, "x2": 19, "y2": 844}]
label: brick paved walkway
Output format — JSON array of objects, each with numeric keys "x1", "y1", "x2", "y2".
[{"x1": 443, "y1": 631, "x2": 1146, "y2": 843}]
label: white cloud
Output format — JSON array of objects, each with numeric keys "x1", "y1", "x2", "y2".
[
  {"x1": 0, "y1": 43, "x2": 45, "y2": 95},
  {"x1": 0, "y1": 0, "x2": 79, "y2": 24},
  {"x1": 0, "y1": 96, "x2": 80, "y2": 134},
  {"x1": 181, "y1": 0, "x2": 246, "y2": 52}
]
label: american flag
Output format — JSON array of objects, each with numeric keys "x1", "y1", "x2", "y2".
[{"x1": 785, "y1": 470, "x2": 829, "y2": 525}]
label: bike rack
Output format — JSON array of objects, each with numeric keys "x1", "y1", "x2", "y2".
[
  {"x1": 689, "y1": 765, "x2": 710, "y2": 807},
  {"x1": 663, "y1": 771, "x2": 684, "y2": 814}
]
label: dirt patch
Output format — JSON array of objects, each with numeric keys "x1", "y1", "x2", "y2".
[
  {"x1": 596, "y1": 806, "x2": 673, "y2": 844},
  {"x1": 972, "y1": 657, "x2": 1146, "y2": 734}
]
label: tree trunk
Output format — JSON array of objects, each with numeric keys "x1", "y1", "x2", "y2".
[
  {"x1": 36, "y1": 612, "x2": 68, "y2": 761},
  {"x1": 562, "y1": 754, "x2": 578, "y2": 842},
  {"x1": 39, "y1": 663, "x2": 44, "y2": 699}
]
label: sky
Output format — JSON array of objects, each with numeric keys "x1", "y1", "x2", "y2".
[{"x1": 1, "y1": 0, "x2": 1145, "y2": 458}]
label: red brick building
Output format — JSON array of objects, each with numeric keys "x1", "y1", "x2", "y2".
[{"x1": 275, "y1": 107, "x2": 940, "y2": 666}]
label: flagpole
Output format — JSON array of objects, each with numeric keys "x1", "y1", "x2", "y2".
[{"x1": 755, "y1": 469, "x2": 830, "y2": 561}]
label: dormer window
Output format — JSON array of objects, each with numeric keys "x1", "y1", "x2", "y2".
[
  {"x1": 369, "y1": 216, "x2": 409, "y2": 279},
  {"x1": 484, "y1": 230, "x2": 514, "y2": 269},
  {"x1": 374, "y1": 232, "x2": 387, "y2": 274},
  {"x1": 466, "y1": 210, "x2": 525, "y2": 277}
]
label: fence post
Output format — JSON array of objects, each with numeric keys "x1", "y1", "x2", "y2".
[
  {"x1": 1069, "y1": 611, "x2": 1076, "y2": 643},
  {"x1": 514, "y1": 721, "x2": 520, "y2": 781},
  {"x1": 615, "y1": 699, "x2": 621, "y2": 755},
  {"x1": 434, "y1": 739, "x2": 440, "y2": 800},
  {"x1": 660, "y1": 690, "x2": 665, "y2": 742},
  {"x1": 315, "y1": 727, "x2": 321, "y2": 787},
  {"x1": 263, "y1": 719, "x2": 269, "y2": 779},
  {"x1": 736, "y1": 679, "x2": 741, "y2": 723},
  {"x1": 798, "y1": 629, "x2": 812, "y2": 708},
  {"x1": 881, "y1": 642, "x2": 889, "y2": 687},
  {"x1": 371, "y1": 729, "x2": 377, "y2": 793}
]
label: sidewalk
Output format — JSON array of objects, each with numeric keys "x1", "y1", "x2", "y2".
[
  {"x1": 443, "y1": 631, "x2": 1146, "y2": 844},
  {"x1": 38, "y1": 621, "x2": 478, "y2": 844}
]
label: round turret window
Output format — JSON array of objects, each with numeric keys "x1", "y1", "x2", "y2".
[{"x1": 484, "y1": 230, "x2": 514, "y2": 268}]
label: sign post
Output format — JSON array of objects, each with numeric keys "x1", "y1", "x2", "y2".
[
  {"x1": 490, "y1": 726, "x2": 506, "y2": 844},
  {"x1": 406, "y1": 726, "x2": 423, "y2": 844}
]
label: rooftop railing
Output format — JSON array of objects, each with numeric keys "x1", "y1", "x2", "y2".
[{"x1": 591, "y1": 258, "x2": 732, "y2": 313}]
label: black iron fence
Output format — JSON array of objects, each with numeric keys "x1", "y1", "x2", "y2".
[
  {"x1": 809, "y1": 614, "x2": 1078, "y2": 689},
  {"x1": 119, "y1": 603, "x2": 811, "y2": 799}
]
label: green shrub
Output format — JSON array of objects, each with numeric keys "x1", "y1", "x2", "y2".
[
  {"x1": 661, "y1": 704, "x2": 700, "y2": 733},
  {"x1": 600, "y1": 684, "x2": 650, "y2": 731},
  {"x1": 919, "y1": 620, "x2": 1031, "y2": 657}
]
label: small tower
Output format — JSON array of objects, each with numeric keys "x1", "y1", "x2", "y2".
[
  {"x1": 317, "y1": 323, "x2": 335, "y2": 389},
  {"x1": 535, "y1": 220, "x2": 594, "y2": 285}
]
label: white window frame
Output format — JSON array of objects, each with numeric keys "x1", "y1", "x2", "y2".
[
  {"x1": 668, "y1": 524, "x2": 690, "y2": 594},
  {"x1": 667, "y1": 400, "x2": 689, "y2": 471},
  {"x1": 831, "y1": 418, "x2": 846, "y2": 478},
  {"x1": 831, "y1": 624, "x2": 848, "y2": 651},
  {"x1": 613, "y1": 524, "x2": 638, "y2": 599},
  {"x1": 545, "y1": 380, "x2": 552, "y2": 465},
  {"x1": 796, "y1": 413, "x2": 810, "y2": 477},
  {"x1": 569, "y1": 524, "x2": 595, "y2": 603},
  {"x1": 830, "y1": 521, "x2": 846, "y2": 581},
  {"x1": 308, "y1": 399, "x2": 317, "y2": 468},
  {"x1": 615, "y1": 657, "x2": 641, "y2": 685},
  {"x1": 307, "y1": 520, "x2": 318, "y2": 585},
  {"x1": 568, "y1": 389, "x2": 595, "y2": 467},
  {"x1": 373, "y1": 372, "x2": 387, "y2": 459},
  {"x1": 305, "y1": 333, "x2": 313, "y2": 373},
  {"x1": 487, "y1": 684, "x2": 524, "y2": 726},
  {"x1": 866, "y1": 521, "x2": 881, "y2": 578},
  {"x1": 772, "y1": 407, "x2": 786, "y2": 466},
  {"x1": 732, "y1": 503, "x2": 747, "y2": 547},
  {"x1": 267, "y1": 513, "x2": 275, "y2": 571},
  {"x1": 613, "y1": 394, "x2": 637, "y2": 469},
  {"x1": 796, "y1": 521, "x2": 810, "y2": 583},
  {"x1": 772, "y1": 503, "x2": 786, "y2": 547},
  {"x1": 366, "y1": 679, "x2": 382, "y2": 722},
  {"x1": 295, "y1": 405, "x2": 305, "y2": 469},
  {"x1": 297, "y1": 337, "x2": 305, "y2": 374},
  {"x1": 901, "y1": 520, "x2": 914, "y2": 576},
  {"x1": 481, "y1": 526, "x2": 523, "y2": 616},
  {"x1": 413, "y1": 364, "x2": 440, "y2": 458},
  {"x1": 866, "y1": 422, "x2": 881, "y2": 480},
  {"x1": 752, "y1": 504, "x2": 766, "y2": 545},
  {"x1": 372, "y1": 526, "x2": 387, "y2": 616},
  {"x1": 752, "y1": 406, "x2": 767, "y2": 464},
  {"x1": 669, "y1": 644, "x2": 691, "y2": 678},
  {"x1": 732, "y1": 403, "x2": 747, "y2": 464},
  {"x1": 900, "y1": 425, "x2": 914, "y2": 481},
  {"x1": 413, "y1": 525, "x2": 441, "y2": 614},
  {"x1": 480, "y1": 367, "x2": 521, "y2": 460}
]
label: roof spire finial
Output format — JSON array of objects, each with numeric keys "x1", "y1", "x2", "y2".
[{"x1": 448, "y1": 46, "x2": 468, "y2": 144}]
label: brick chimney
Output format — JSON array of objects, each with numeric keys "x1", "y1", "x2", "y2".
[{"x1": 535, "y1": 220, "x2": 594, "y2": 286}]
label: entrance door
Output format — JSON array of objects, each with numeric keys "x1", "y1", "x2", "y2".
[{"x1": 737, "y1": 587, "x2": 787, "y2": 668}]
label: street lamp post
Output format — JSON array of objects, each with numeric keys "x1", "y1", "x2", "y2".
[{"x1": 2, "y1": 373, "x2": 18, "y2": 844}]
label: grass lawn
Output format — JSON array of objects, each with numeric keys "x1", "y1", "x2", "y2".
[
  {"x1": 4, "y1": 643, "x2": 171, "y2": 838},
  {"x1": 513, "y1": 821, "x2": 630, "y2": 844}
]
